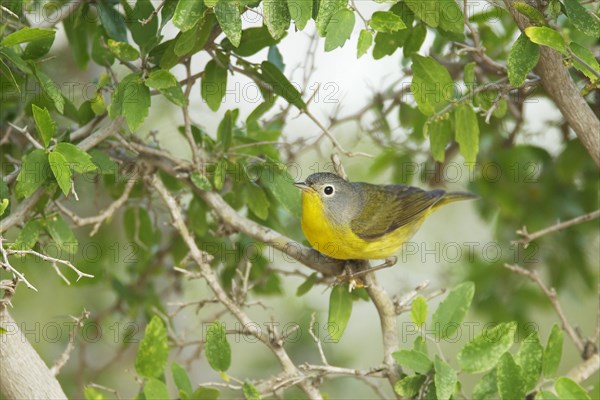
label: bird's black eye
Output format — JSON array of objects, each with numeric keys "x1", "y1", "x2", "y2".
[{"x1": 323, "y1": 185, "x2": 334, "y2": 196}]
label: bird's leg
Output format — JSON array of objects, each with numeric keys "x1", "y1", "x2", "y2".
[{"x1": 347, "y1": 256, "x2": 398, "y2": 280}]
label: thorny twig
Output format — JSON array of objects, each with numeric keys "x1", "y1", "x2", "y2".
[
  {"x1": 50, "y1": 309, "x2": 90, "y2": 376},
  {"x1": 514, "y1": 210, "x2": 600, "y2": 249},
  {"x1": 504, "y1": 264, "x2": 585, "y2": 355}
]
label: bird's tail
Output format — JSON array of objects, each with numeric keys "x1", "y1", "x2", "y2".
[{"x1": 433, "y1": 191, "x2": 479, "y2": 209}]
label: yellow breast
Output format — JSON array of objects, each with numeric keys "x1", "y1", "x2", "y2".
[{"x1": 300, "y1": 191, "x2": 425, "y2": 260}]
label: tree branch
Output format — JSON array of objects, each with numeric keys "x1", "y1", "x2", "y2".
[
  {"x1": 149, "y1": 174, "x2": 324, "y2": 399},
  {"x1": 514, "y1": 209, "x2": 600, "y2": 248},
  {"x1": 504, "y1": 0, "x2": 600, "y2": 167},
  {"x1": 504, "y1": 264, "x2": 585, "y2": 354}
]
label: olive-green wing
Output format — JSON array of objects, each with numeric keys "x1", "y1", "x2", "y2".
[{"x1": 350, "y1": 185, "x2": 444, "y2": 241}]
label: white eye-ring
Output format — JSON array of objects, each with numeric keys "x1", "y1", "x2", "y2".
[{"x1": 323, "y1": 185, "x2": 335, "y2": 196}]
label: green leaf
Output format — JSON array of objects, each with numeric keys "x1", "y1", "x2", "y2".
[
  {"x1": 48, "y1": 151, "x2": 72, "y2": 196},
  {"x1": 97, "y1": 0, "x2": 128, "y2": 41},
  {"x1": 570, "y1": 42, "x2": 600, "y2": 82},
  {"x1": 457, "y1": 322, "x2": 517, "y2": 373},
  {"x1": 392, "y1": 349, "x2": 433, "y2": 374},
  {"x1": 370, "y1": 11, "x2": 406, "y2": 32},
  {"x1": 55, "y1": 143, "x2": 96, "y2": 174},
  {"x1": 428, "y1": 119, "x2": 451, "y2": 162},
  {"x1": 23, "y1": 34, "x2": 54, "y2": 60},
  {"x1": 90, "y1": 150, "x2": 118, "y2": 175},
  {"x1": 172, "y1": 362, "x2": 193, "y2": 396},
  {"x1": 263, "y1": 0, "x2": 290, "y2": 40},
  {"x1": 508, "y1": 33, "x2": 540, "y2": 87},
  {"x1": 555, "y1": 377, "x2": 591, "y2": 400},
  {"x1": 191, "y1": 172, "x2": 213, "y2": 191},
  {"x1": 357, "y1": 29, "x2": 373, "y2": 58},
  {"x1": 296, "y1": 272, "x2": 318, "y2": 296},
  {"x1": 213, "y1": 160, "x2": 226, "y2": 191},
  {"x1": 109, "y1": 73, "x2": 150, "y2": 131},
  {"x1": 260, "y1": 61, "x2": 306, "y2": 109},
  {"x1": 145, "y1": 69, "x2": 178, "y2": 89},
  {"x1": 246, "y1": 183, "x2": 269, "y2": 220},
  {"x1": 15, "y1": 149, "x2": 51, "y2": 198},
  {"x1": 516, "y1": 332, "x2": 543, "y2": 391},
  {"x1": 215, "y1": 0, "x2": 242, "y2": 47},
  {"x1": 325, "y1": 9, "x2": 355, "y2": 51},
  {"x1": 205, "y1": 321, "x2": 231, "y2": 371},
  {"x1": 173, "y1": 0, "x2": 206, "y2": 32},
  {"x1": 190, "y1": 387, "x2": 220, "y2": 399},
  {"x1": 267, "y1": 46, "x2": 285, "y2": 71},
  {"x1": 404, "y1": 0, "x2": 464, "y2": 33},
  {"x1": 327, "y1": 284, "x2": 353, "y2": 342},
  {"x1": 91, "y1": 30, "x2": 114, "y2": 67},
  {"x1": 394, "y1": 375, "x2": 427, "y2": 397},
  {"x1": 107, "y1": 39, "x2": 140, "y2": 61},
  {"x1": 31, "y1": 105, "x2": 56, "y2": 147},
  {"x1": 0, "y1": 199, "x2": 9, "y2": 217},
  {"x1": 373, "y1": 30, "x2": 410, "y2": 59},
  {"x1": 144, "y1": 378, "x2": 170, "y2": 400},
  {"x1": 513, "y1": 2, "x2": 547, "y2": 26},
  {"x1": 403, "y1": 23, "x2": 427, "y2": 56},
  {"x1": 542, "y1": 324, "x2": 563, "y2": 377},
  {"x1": 46, "y1": 214, "x2": 78, "y2": 255},
  {"x1": 201, "y1": 60, "x2": 228, "y2": 111},
  {"x1": 217, "y1": 110, "x2": 233, "y2": 151},
  {"x1": 262, "y1": 166, "x2": 301, "y2": 217},
  {"x1": 411, "y1": 54, "x2": 453, "y2": 116},
  {"x1": 1, "y1": 28, "x2": 55, "y2": 47},
  {"x1": 160, "y1": 84, "x2": 188, "y2": 106},
  {"x1": 83, "y1": 387, "x2": 106, "y2": 400},
  {"x1": 563, "y1": 0, "x2": 600, "y2": 37},
  {"x1": 413, "y1": 336, "x2": 428, "y2": 354},
  {"x1": 472, "y1": 369, "x2": 497, "y2": 400},
  {"x1": 223, "y1": 26, "x2": 281, "y2": 56},
  {"x1": 288, "y1": 0, "x2": 313, "y2": 30},
  {"x1": 411, "y1": 295, "x2": 428, "y2": 326},
  {"x1": 128, "y1": 0, "x2": 159, "y2": 52},
  {"x1": 135, "y1": 316, "x2": 169, "y2": 378},
  {"x1": 434, "y1": 356, "x2": 457, "y2": 400},
  {"x1": 454, "y1": 103, "x2": 480, "y2": 163},
  {"x1": 34, "y1": 69, "x2": 64, "y2": 113},
  {"x1": 242, "y1": 381, "x2": 261, "y2": 400},
  {"x1": 431, "y1": 281, "x2": 475, "y2": 339},
  {"x1": 524, "y1": 27, "x2": 566, "y2": 55},
  {"x1": 315, "y1": 0, "x2": 347, "y2": 36},
  {"x1": 497, "y1": 352, "x2": 526, "y2": 400},
  {"x1": 12, "y1": 220, "x2": 42, "y2": 250},
  {"x1": 536, "y1": 390, "x2": 560, "y2": 400}
]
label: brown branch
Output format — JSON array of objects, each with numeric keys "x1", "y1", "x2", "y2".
[
  {"x1": 361, "y1": 265, "x2": 401, "y2": 396},
  {"x1": 514, "y1": 209, "x2": 600, "y2": 249},
  {"x1": 504, "y1": 264, "x2": 585, "y2": 354},
  {"x1": 149, "y1": 174, "x2": 324, "y2": 399}
]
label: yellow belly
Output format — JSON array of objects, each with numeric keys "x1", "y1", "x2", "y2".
[{"x1": 300, "y1": 192, "x2": 424, "y2": 260}]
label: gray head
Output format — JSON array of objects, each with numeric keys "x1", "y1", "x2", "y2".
[{"x1": 294, "y1": 173, "x2": 363, "y2": 225}]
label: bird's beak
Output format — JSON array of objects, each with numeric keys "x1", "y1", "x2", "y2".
[{"x1": 293, "y1": 182, "x2": 311, "y2": 191}]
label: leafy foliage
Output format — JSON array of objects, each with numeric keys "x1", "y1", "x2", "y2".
[{"x1": 1, "y1": 0, "x2": 598, "y2": 398}]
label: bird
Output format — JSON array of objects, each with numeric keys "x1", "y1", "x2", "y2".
[{"x1": 294, "y1": 172, "x2": 477, "y2": 261}]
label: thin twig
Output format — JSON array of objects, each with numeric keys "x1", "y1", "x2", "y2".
[
  {"x1": 309, "y1": 313, "x2": 328, "y2": 366},
  {"x1": 7, "y1": 122, "x2": 44, "y2": 149},
  {"x1": 504, "y1": 263, "x2": 585, "y2": 354},
  {"x1": 0, "y1": 237, "x2": 38, "y2": 291},
  {"x1": 50, "y1": 309, "x2": 90, "y2": 376},
  {"x1": 514, "y1": 210, "x2": 600, "y2": 248},
  {"x1": 55, "y1": 172, "x2": 138, "y2": 236},
  {"x1": 6, "y1": 248, "x2": 94, "y2": 283}
]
